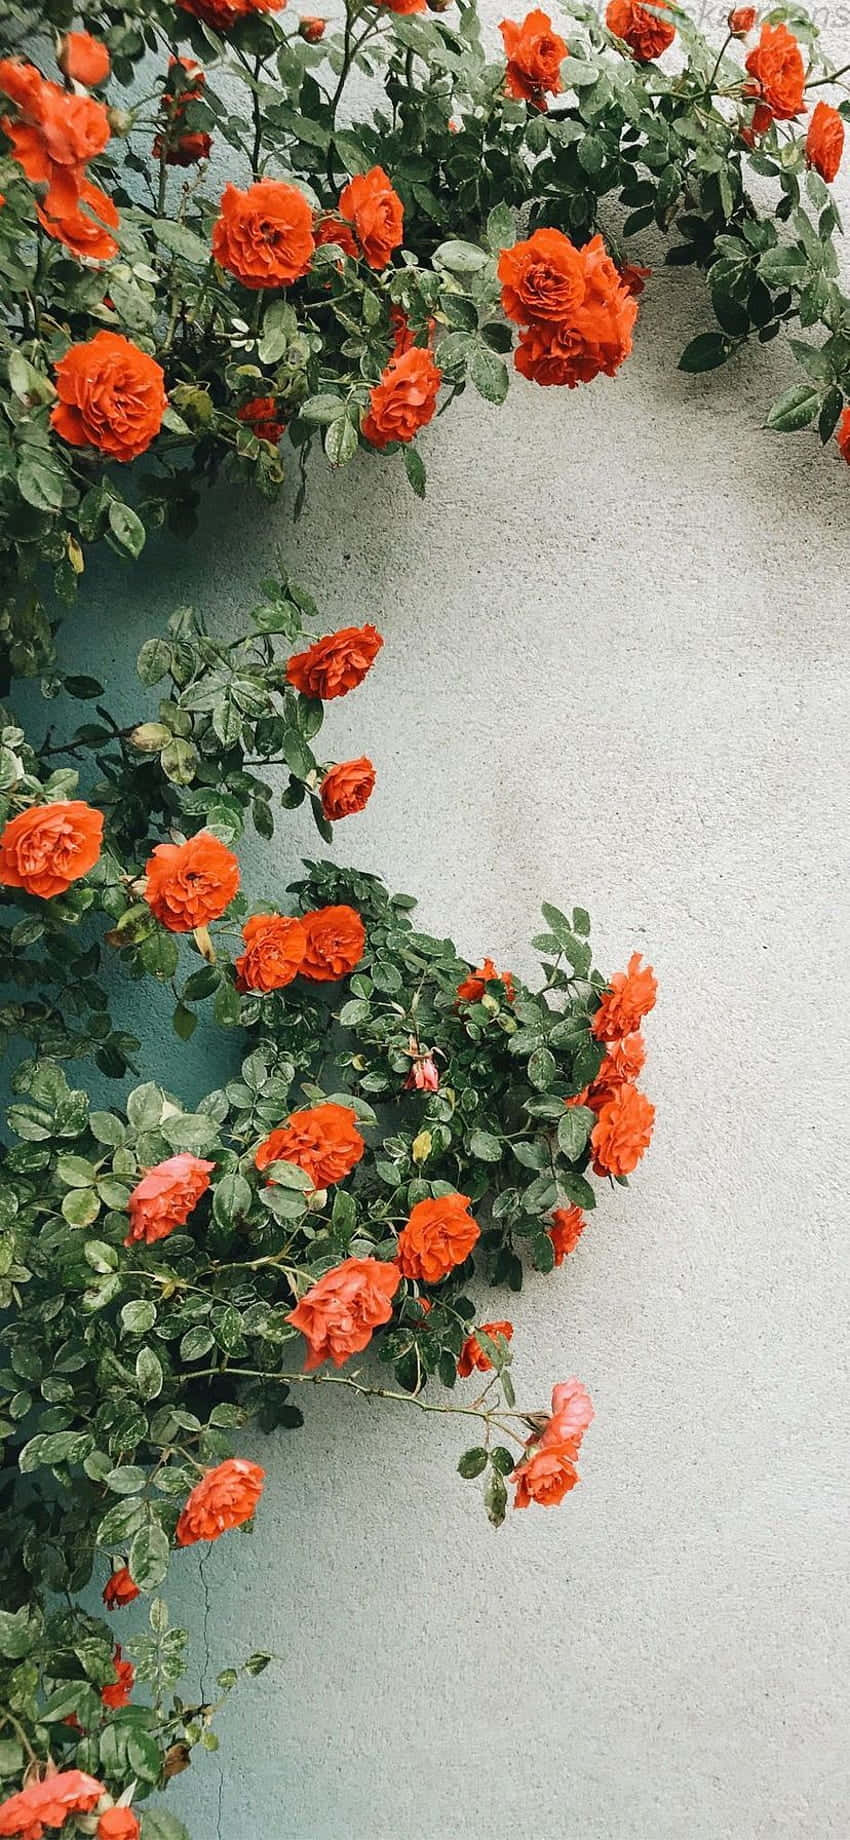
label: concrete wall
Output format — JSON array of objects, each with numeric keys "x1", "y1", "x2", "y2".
[{"x1": 43, "y1": 22, "x2": 850, "y2": 1835}]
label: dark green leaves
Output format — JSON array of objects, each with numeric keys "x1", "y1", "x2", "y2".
[{"x1": 678, "y1": 332, "x2": 734, "y2": 373}]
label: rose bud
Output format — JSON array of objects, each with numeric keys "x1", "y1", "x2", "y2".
[
  {"x1": 299, "y1": 15, "x2": 327, "y2": 38},
  {"x1": 727, "y1": 6, "x2": 756, "y2": 33}
]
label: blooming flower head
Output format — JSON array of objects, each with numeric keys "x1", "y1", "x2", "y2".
[
  {"x1": 362, "y1": 347, "x2": 442, "y2": 449},
  {"x1": 286, "y1": 624, "x2": 383, "y2": 699},
  {"x1": 0, "y1": 1771, "x2": 104, "y2": 1838},
  {"x1": 314, "y1": 213, "x2": 360, "y2": 260},
  {"x1": 212, "y1": 179, "x2": 315, "y2": 290},
  {"x1": 590, "y1": 1081, "x2": 655, "y2": 1176},
  {"x1": 591, "y1": 952, "x2": 657, "y2": 1040},
  {"x1": 498, "y1": 227, "x2": 585, "y2": 324},
  {"x1": 543, "y1": 1377, "x2": 594, "y2": 1451},
  {"x1": 0, "y1": 60, "x2": 110, "y2": 218},
  {"x1": 549, "y1": 1204, "x2": 585, "y2": 1264},
  {"x1": 101, "y1": 1645, "x2": 134, "y2": 1710},
  {"x1": 97, "y1": 1809, "x2": 141, "y2": 1840},
  {"x1": 234, "y1": 913, "x2": 307, "y2": 992},
  {"x1": 320, "y1": 757, "x2": 376, "y2": 821},
  {"x1": 339, "y1": 165, "x2": 404, "y2": 269},
  {"x1": 287, "y1": 1256, "x2": 400, "y2": 1369},
  {"x1": 512, "y1": 1442, "x2": 579, "y2": 1508},
  {"x1": 457, "y1": 1320, "x2": 513, "y2": 1377},
  {"x1": 176, "y1": 1457, "x2": 265, "y2": 1545},
  {"x1": 143, "y1": 830, "x2": 240, "y2": 932},
  {"x1": 499, "y1": 10, "x2": 568, "y2": 108},
  {"x1": 806, "y1": 102, "x2": 845, "y2": 183},
  {"x1": 512, "y1": 232, "x2": 638, "y2": 388},
  {"x1": 0, "y1": 801, "x2": 103, "y2": 898},
  {"x1": 744, "y1": 22, "x2": 805, "y2": 124},
  {"x1": 59, "y1": 31, "x2": 111, "y2": 87},
  {"x1": 605, "y1": 0, "x2": 675, "y2": 61},
  {"x1": 103, "y1": 1565, "x2": 140, "y2": 1610},
  {"x1": 52, "y1": 333, "x2": 166, "y2": 461},
  {"x1": 125, "y1": 1153, "x2": 214, "y2": 1247},
  {"x1": 456, "y1": 957, "x2": 516, "y2": 1004},
  {"x1": 299, "y1": 905, "x2": 366, "y2": 981},
  {"x1": 397, "y1": 1193, "x2": 480, "y2": 1283},
  {"x1": 38, "y1": 176, "x2": 119, "y2": 260},
  {"x1": 178, "y1": 0, "x2": 283, "y2": 27},
  {"x1": 595, "y1": 1031, "x2": 646, "y2": 1090},
  {"x1": 255, "y1": 1102, "x2": 364, "y2": 1189}
]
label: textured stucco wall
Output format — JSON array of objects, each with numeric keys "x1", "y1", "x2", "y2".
[{"x1": 35, "y1": 20, "x2": 850, "y2": 1835}]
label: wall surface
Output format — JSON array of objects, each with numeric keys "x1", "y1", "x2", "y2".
[{"x1": 42, "y1": 17, "x2": 850, "y2": 1836}]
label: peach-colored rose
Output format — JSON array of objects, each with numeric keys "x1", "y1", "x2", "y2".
[
  {"x1": 255, "y1": 1102, "x2": 364, "y2": 1188},
  {"x1": 287, "y1": 1256, "x2": 400, "y2": 1368},
  {"x1": 0, "y1": 1772, "x2": 104, "y2": 1838},
  {"x1": 125, "y1": 1153, "x2": 214, "y2": 1247},
  {"x1": 97, "y1": 1810, "x2": 140, "y2": 1840},
  {"x1": 512, "y1": 1442, "x2": 579, "y2": 1507}
]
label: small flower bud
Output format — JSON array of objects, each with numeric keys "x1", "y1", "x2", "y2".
[
  {"x1": 727, "y1": 6, "x2": 756, "y2": 35},
  {"x1": 299, "y1": 14, "x2": 326, "y2": 39}
]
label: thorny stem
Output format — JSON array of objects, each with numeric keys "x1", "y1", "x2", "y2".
[
  {"x1": 190, "y1": 1363, "x2": 529, "y2": 1446},
  {"x1": 806, "y1": 63, "x2": 850, "y2": 89}
]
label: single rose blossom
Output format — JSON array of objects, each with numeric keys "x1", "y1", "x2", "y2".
[
  {"x1": 591, "y1": 952, "x2": 657, "y2": 1040},
  {"x1": 286, "y1": 623, "x2": 383, "y2": 698},
  {"x1": 178, "y1": 0, "x2": 283, "y2": 28},
  {"x1": 0, "y1": 800, "x2": 103, "y2": 898},
  {"x1": 499, "y1": 10, "x2": 568, "y2": 108},
  {"x1": 456, "y1": 956, "x2": 516, "y2": 1004},
  {"x1": 512, "y1": 1442, "x2": 579, "y2": 1507},
  {"x1": 59, "y1": 31, "x2": 111, "y2": 87},
  {"x1": 806, "y1": 101, "x2": 844, "y2": 183},
  {"x1": 397, "y1": 1193, "x2": 480, "y2": 1282},
  {"x1": 591, "y1": 1081, "x2": 655, "y2": 1176},
  {"x1": 103, "y1": 1565, "x2": 140, "y2": 1610},
  {"x1": 176, "y1": 1457, "x2": 265, "y2": 1545},
  {"x1": 320, "y1": 757, "x2": 376, "y2": 821},
  {"x1": 255, "y1": 1102, "x2": 364, "y2": 1188},
  {"x1": 549, "y1": 1204, "x2": 585, "y2": 1265},
  {"x1": 101, "y1": 1645, "x2": 134, "y2": 1710},
  {"x1": 125, "y1": 1153, "x2": 214, "y2": 1248},
  {"x1": 836, "y1": 405, "x2": 850, "y2": 463},
  {"x1": 314, "y1": 213, "x2": 360, "y2": 260},
  {"x1": 97, "y1": 1809, "x2": 141, "y2": 1840},
  {"x1": 234, "y1": 913, "x2": 306, "y2": 992},
  {"x1": 288, "y1": 1256, "x2": 400, "y2": 1369},
  {"x1": 143, "y1": 830, "x2": 240, "y2": 932},
  {"x1": 605, "y1": 0, "x2": 675, "y2": 61},
  {"x1": 300, "y1": 904, "x2": 366, "y2": 981},
  {"x1": 542, "y1": 1377, "x2": 595, "y2": 1450},
  {"x1": 744, "y1": 22, "x2": 805, "y2": 123},
  {"x1": 405, "y1": 1054, "x2": 440, "y2": 1093},
  {"x1": 212, "y1": 179, "x2": 315, "y2": 290},
  {"x1": 0, "y1": 1771, "x2": 104, "y2": 1838},
  {"x1": 236, "y1": 395, "x2": 286, "y2": 443},
  {"x1": 299, "y1": 14, "x2": 327, "y2": 38},
  {"x1": 457, "y1": 1320, "x2": 513, "y2": 1377},
  {"x1": 362, "y1": 346, "x2": 442, "y2": 448},
  {"x1": 728, "y1": 5, "x2": 756, "y2": 33},
  {"x1": 499, "y1": 226, "x2": 585, "y2": 324},
  {"x1": 338, "y1": 165, "x2": 404, "y2": 269},
  {"x1": 52, "y1": 332, "x2": 166, "y2": 461},
  {"x1": 595, "y1": 1031, "x2": 646, "y2": 1090}
]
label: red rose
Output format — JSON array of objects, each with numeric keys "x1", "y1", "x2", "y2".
[
  {"x1": 499, "y1": 10, "x2": 567, "y2": 108},
  {"x1": 52, "y1": 333, "x2": 166, "y2": 460},
  {"x1": 362, "y1": 347, "x2": 442, "y2": 448},
  {"x1": 338, "y1": 165, "x2": 404, "y2": 269},
  {"x1": 320, "y1": 757, "x2": 376, "y2": 821},
  {"x1": 806, "y1": 101, "x2": 844, "y2": 183}
]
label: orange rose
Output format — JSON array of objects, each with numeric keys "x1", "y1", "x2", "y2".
[
  {"x1": 728, "y1": 5, "x2": 756, "y2": 32},
  {"x1": 543, "y1": 1376, "x2": 594, "y2": 1451},
  {"x1": 0, "y1": 800, "x2": 103, "y2": 899},
  {"x1": 101, "y1": 1645, "x2": 134, "y2": 1711},
  {"x1": 591, "y1": 952, "x2": 657, "y2": 1040},
  {"x1": 836, "y1": 405, "x2": 850, "y2": 462},
  {"x1": 59, "y1": 31, "x2": 111, "y2": 87},
  {"x1": 396, "y1": 1193, "x2": 480, "y2": 1282},
  {"x1": 456, "y1": 957, "x2": 515, "y2": 1004},
  {"x1": 605, "y1": 0, "x2": 675, "y2": 61},
  {"x1": 744, "y1": 23, "x2": 805, "y2": 122},
  {"x1": 288, "y1": 1256, "x2": 400, "y2": 1369},
  {"x1": 143, "y1": 830, "x2": 240, "y2": 932},
  {"x1": 379, "y1": 0, "x2": 427, "y2": 11},
  {"x1": 362, "y1": 347, "x2": 442, "y2": 449},
  {"x1": 0, "y1": 60, "x2": 109, "y2": 211},
  {"x1": 0, "y1": 1772, "x2": 104, "y2": 1837},
  {"x1": 339, "y1": 165, "x2": 404, "y2": 269},
  {"x1": 175, "y1": 1457, "x2": 265, "y2": 1545},
  {"x1": 103, "y1": 1565, "x2": 139, "y2": 1610},
  {"x1": 513, "y1": 232, "x2": 637, "y2": 388},
  {"x1": 97, "y1": 1811, "x2": 140, "y2": 1840},
  {"x1": 320, "y1": 757, "x2": 376, "y2": 821},
  {"x1": 178, "y1": 0, "x2": 283, "y2": 27},
  {"x1": 590, "y1": 1081, "x2": 655, "y2": 1176},
  {"x1": 299, "y1": 14, "x2": 327, "y2": 38},
  {"x1": 549, "y1": 1205, "x2": 585, "y2": 1265},
  {"x1": 38, "y1": 176, "x2": 119, "y2": 260},
  {"x1": 498, "y1": 226, "x2": 585, "y2": 324},
  {"x1": 594, "y1": 1030, "x2": 646, "y2": 1092},
  {"x1": 286, "y1": 623, "x2": 383, "y2": 699},
  {"x1": 52, "y1": 332, "x2": 166, "y2": 461},
  {"x1": 300, "y1": 904, "x2": 366, "y2": 981},
  {"x1": 512, "y1": 1442, "x2": 578, "y2": 1507},
  {"x1": 234, "y1": 913, "x2": 306, "y2": 991},
  {"x1": 236, "y1": 395, "x2": 285, "y2": 443},
  {"x1": 806, "y1": 101, "x2": 844, "y2": 183},
  {"x1": 457, "y1": 1320, "x2": 513, "y2": 1377},
  {"x1": 314, "y1": 213, "x2": 360, "y2": 259},
  {"x1": 212, "y1": 179, "x2": 315, "y2": 290},
  {"x1": 125, "y1": 1153, "x2": 214, "y2": 1247},
  {"x1": 256, "y1": 1101, "x2": 364, "y2": 1188},
  {"x1": 499, "y1": 10, "x2": 568, "y2": 108}
]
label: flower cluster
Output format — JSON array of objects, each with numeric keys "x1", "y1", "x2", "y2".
[{"x1": 498, "y1": 228, "x2": 638, "y2": 388}]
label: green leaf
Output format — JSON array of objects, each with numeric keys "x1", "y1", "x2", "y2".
[
  {"x1": 141, "y1": 1807, "x2": 192, "y2": 1839},
  {"x1": 678, "y1": 333, "x2": 733, "y2": 373},
  {"x1": 324, "y1": 414, "x2": 359, "y2": 467},
  {"x1": 129, "y1": 1515, "x2": 170, "y2": 1591},
  {"x1": 457, "y1": 1446, "x2": 488, "y2": 1478},
  {"x1": 282, "y1": 727, "x2": 315, "y2": 780},
  {"x1": 62, "y1": 1186, "x2": 100, "y2": 1228},
  {"x1": 434, "y1": 239, "x2": 489, "y2": 274},
  {"x1": 300, "y1": 393, "x2": 346, "y2": 424},
  {"x1": 153, "y1": 217, "x2": 210, "y2": 264},
  {"x1": 469, "y1": 1129, "x2": 502, "y2": 1161},
  {"x1": 486, "y1": 202, "x2": 516, "y2": 251},
  {"x1": 467, "y1": 339, "x2": 509, "y2": 405},
  {"x1": 557, "y1": 1107, "x2": 594, "y2": 1160},
  {"x1": 765, "y1": 383, "x2": 821, "y2": 432},
  {"x1": 122, "y1": 1299, "x2": 157, "y2": 1335},
  {"x1": 17, "y1": 452, "x2": 65, "y2": 510},
  {"x1": 484, "y1": 1468, "x2": 507, "y2": 1527},
  {"x1": 212, "y1": 1171, "x2": 252, "y2": 1228},
  {"x1": 403, "y1": 445, "x2": 426, "y2": 497},
  {"x1": 528, "y1": 1046, "x2": 556, "y2": 1091},
  {"x1": 136, "y1": 1346, "x2": 164, "y2": 1401},
  {"x1": 137, "y1": 638, "x2": 173, "y2": 686},
  {"x1": 108, "y1": 500, "x2": 146, "y2": 558}
]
